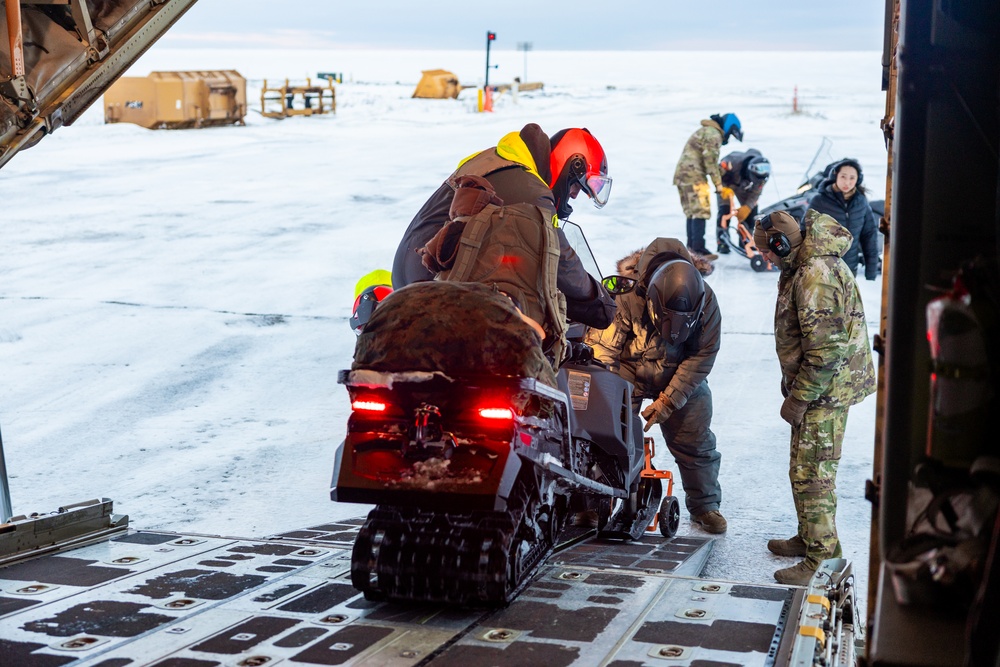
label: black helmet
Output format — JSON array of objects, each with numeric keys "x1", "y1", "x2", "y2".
[{"x1": 646, "y1": 259, "x2": 706, "y2": 345}]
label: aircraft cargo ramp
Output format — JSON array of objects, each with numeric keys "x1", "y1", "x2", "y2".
[{"x1": 0, "y1": 500, "x2": 856, "y2": 666}]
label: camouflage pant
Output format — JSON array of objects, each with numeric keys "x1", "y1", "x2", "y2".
[
  {"x1": 676, "y1": 181, "x2": 712, "y2": 219},
  {"x1": 789, "y1": 405, "x2": 848, "y2": 566}
]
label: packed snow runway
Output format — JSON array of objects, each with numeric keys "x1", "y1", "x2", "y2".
[{"x1": 0, "y1": 48, "x2": 885, "y2": 612}]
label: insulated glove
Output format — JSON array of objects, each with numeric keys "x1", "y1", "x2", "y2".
[
  {"x1": 736, "y1": 205, "x2": 752, "y2": 222},
  {"x1": 641, "y1": 396, "x2": 674, "y2": 432},
  {"x1": 780, "y1": 396, "x2": 809, "y2": 426},
  {"x1": 719, "y1": 187, "x2": 735, "y2": 200}
]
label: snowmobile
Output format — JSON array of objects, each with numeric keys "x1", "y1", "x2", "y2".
[
  {"x1": 719, "y1": 141, "x2": 885, "y2": 272},
  {"x1": 330, "y1": 222, "x2": 678, "y2": 606}
]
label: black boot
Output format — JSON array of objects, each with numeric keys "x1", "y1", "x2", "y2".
[
  {"x1": 716, "y1": 225, "x2": 731, "y2": 254},
  {"x1": 688, "y1": 218, "x2": 708, "y2": 254}
]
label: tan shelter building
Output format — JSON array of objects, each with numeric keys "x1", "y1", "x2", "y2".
[
  {"x1": 412, "y1": 70, "x2": 463, "y2": 99},
  {"x1": 104, "y1": 70, "x2": 247, "y2": 129}
]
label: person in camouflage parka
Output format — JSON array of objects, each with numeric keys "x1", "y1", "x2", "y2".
[
  {"x1": 672, "y1": 113, "x2": 742, "y2": 256},
  {"x1": 754, "y1": 209, "x2": 876, "y2": 585}
]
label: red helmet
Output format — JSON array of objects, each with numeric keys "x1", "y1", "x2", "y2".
[{"x1": 548, "y1": 128, "x2": 612, "y2": 208}]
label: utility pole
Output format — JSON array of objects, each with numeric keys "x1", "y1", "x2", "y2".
[
  {"x1": 484, "y1": 32, "x2": 497, "y2": 88},
  {"x1": 481, "y1": 31, "x2": 499, "y2": 112},
  {"x1": 485, "y1": 31, "x2": 497, "y2": 89},
  {"x1": 517, "y1": 41, "x2": 533, "y2": 82}
]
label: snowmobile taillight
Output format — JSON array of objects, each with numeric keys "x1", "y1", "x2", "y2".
[
  {"x1": 478, "y1": 407, "x2": 514, "y2": 420},
  {"x1": 352, "y1": 399, "x2": 387, "y2": 412}
]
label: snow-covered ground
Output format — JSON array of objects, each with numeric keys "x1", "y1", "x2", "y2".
[{"x1": 0, "y1": 48, "x2": 886, "y2": 615}]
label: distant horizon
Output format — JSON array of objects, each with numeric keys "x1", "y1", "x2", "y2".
[
  {"x1": 165, "y1": 1, "x2": 886, "y2": 52},
  {"x1": 151, "y1": 43, "x2": 884, "y2": 53}
]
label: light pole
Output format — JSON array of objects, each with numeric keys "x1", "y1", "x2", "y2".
[
  {"x1": 517, "y1": 41, "x2": 533, "y2": 82},
  {"x1": 485, "y1": 31, "x2": 497, "y2": 89}
]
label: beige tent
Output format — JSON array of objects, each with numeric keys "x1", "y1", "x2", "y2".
[{"x1": 412, "y1": 69, "x2": 462, "y2": 99}]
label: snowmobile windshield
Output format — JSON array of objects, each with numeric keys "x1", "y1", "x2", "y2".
[{"x1": 560, "y1": 221, "x2": 604, "y2": 284}]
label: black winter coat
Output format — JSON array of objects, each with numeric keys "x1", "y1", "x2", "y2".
[
  {"x1": 720, "y1": 148, "x2": 769, "y2": 210},
  {"x1": 807, "y1": 183, "x2": 879, "y2": 280}
]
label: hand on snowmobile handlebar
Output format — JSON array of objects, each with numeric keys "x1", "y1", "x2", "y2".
[{"x1": 641, "y1": 396, "x2": 674, "y2": 432}]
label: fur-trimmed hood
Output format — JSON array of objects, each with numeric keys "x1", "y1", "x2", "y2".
[{"x1": 615, "y1": 238, "x2": 705, "y2": 283}]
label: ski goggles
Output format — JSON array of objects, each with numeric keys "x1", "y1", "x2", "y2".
[{"x1": 748, "y1": 161, "x2": 771, "y2": 179}]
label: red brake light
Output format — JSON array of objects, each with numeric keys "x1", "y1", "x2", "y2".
[
  {"x1": 478, "y1": 407, "x2": 513, "y2": 420},
  {"x1": 353, "y1": 400, "x2": 387, "y2": 412}
]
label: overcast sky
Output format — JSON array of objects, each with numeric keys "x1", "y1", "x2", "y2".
[{"x1": 163, "y1": 1, "x2": 887, "y2": 51}]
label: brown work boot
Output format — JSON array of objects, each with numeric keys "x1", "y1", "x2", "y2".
[
  {"x1": 692, "y1": 510, "x2": 727, "y2": 534},
  {"x1": 767, "y1": 535, "x2": 807, "y2": 557},
  {"x1": 774, "y1": 559, "x2": 818, "y2": 586}
]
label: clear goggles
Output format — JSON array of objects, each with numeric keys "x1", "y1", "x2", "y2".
[{"x1": 582, "y1": 174, "x2": 612, "y2": 208}]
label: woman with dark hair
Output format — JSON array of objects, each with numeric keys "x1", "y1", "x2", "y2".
[{"x1": 806, "y1": 158, "x2": 880, "y2": 280}]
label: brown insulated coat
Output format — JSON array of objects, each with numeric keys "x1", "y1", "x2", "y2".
[{"x1": 587, "y1": 238, "x2": 721, "y2": 409}]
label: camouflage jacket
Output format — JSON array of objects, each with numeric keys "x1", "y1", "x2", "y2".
[
  {"x1": 774, "y1": 210, "x2": 876, "y2": 408},
  {"x1": 586, "y1": 238, "x2": 721, "y2": 408},
  {"x1": 672, "y1": 120, "x2": 724, "y2": 189}
]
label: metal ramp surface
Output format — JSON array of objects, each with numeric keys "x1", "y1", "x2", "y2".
[{"x1": 0, "y1": 518, "x2": 802, "y2": 666}]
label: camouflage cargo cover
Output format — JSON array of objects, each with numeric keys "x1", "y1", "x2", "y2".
[{"x1": 352, "y1": 281, "x2": 557, "y2": 387}]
